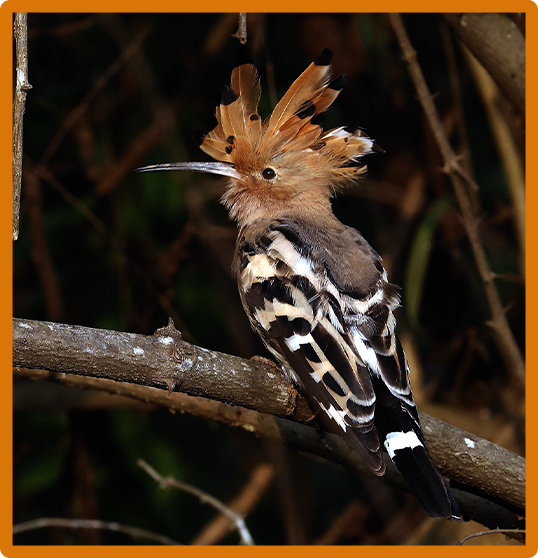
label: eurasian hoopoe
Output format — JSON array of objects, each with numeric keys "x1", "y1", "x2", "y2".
[{"x1": 137, "y1": 48, "x2": 461, "y2": 520}]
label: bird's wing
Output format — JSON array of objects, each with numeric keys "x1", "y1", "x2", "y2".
[
  {"x1": 236, "y1": 218, "x2": 460, "y2": 519},
  {"x1": 236, "y1": 218, "x2": 385, "y2": 475},
  {"x1": 330, "y1": 226, "x2": 459, "y2": 518}
]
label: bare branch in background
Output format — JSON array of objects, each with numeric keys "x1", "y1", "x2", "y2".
[
  {"x1": 462, "y1": 45, "x2": 525, "y2": 276},
  {"x1": 455, "y1": 528, "x2": 525, "y2": 546},
  {"x1": 13, "y1": 13, "x2": 32, "y2": 241},
  {"x1": 232, "y1": 13, "x2": 247, "y2": 44},
  {"x1": 191, "y1": 463, "x2": 274, "y2": 545},
  {"x1": 39, "y1": 22, "x2": 151, "y2": 168},
  {"x1": 388, "y1": 13, "x2": 525, "y2": 389},
  {"x1": 13, "y1": 517, "x2": 180, "y2": 545},
  {"x1": 137, "y1": 459, "x2": 254, "y2": 545}
]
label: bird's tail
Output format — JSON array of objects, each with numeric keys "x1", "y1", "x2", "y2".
[{"x1": 374, "y1": 397, "x2": 461, "y2": 519}]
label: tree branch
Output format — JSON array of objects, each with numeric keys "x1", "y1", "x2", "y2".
[
  {"x1": 191, "y1": 463, "x2": 274, "y2": 545},
  {"x1": 443, "y1": 13, "x2": 525, "y2": 114},
  {"x1": 137, "y1": 459, "x2": 254, "y2": 545},
  {"x1": 13, "y1": 13, "x2": 32, "y2": 241},
  {"x1": 388, "y1": 13, "x2": 525, "y2": 388},
  {"x1": 232, "y1": 13, "x2": 247, "y2": 45},
  {"x1": 13, "y1": 517, "x2": 180, "y2": 545},
  {"x1": 13, "y1": 317, "x2": 525, "y2": 532}
]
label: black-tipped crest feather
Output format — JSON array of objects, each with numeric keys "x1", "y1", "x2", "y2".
[
  {"x1": 181, "y1": 47, "x2": 375, "y2": 178},
  {"x1": 220, "y1": 88, "x2": 237, "y2": 106},
  {"x1": 314, "y1": 47, "x2": 333, "y2": 66}
]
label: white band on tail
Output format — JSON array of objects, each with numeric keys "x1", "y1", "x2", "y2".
[{"x1": 384, "y1": 431, "x2": 423, "y2": 459}]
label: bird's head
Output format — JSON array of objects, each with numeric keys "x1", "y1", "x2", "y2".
[{"x1": 137, "y1": 48, "x2": 379, "y2": 225}]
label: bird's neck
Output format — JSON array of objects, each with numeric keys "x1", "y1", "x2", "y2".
[{"x1": 224, "y1": 186, "x2": 337, "y2": 229}]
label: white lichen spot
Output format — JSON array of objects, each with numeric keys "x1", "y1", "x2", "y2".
[
  {"x1": 464, "y1": 437, "x2": 475, "y2": 449},
  {"x1": 181, "y1": 359, "x2": 193, "y2": 371},
  {"x1": 133, "y1": 346, "x2": 144, "y2": 356},
  {"x1": 159, "y1": 336, "x2": 174, "y2": 345},
  {"x1": 20, "y1": 322, "x2": 32, "y2": 329},
  {"x1": 17, "y1": 68, "x2": 25, "y2": 88}
]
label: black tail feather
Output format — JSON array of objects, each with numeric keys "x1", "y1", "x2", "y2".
[
  {"x1": 373, "y1": 380, "x2": 461, "y2": 519},
  {"x1": 389, "y1": 440, "x2": 461, "y2": 519}
]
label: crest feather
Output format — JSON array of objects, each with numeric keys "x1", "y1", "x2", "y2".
[
  {"x1": 320, "y1": 126, "x2": 375, "y2": 163},
  {"x1": 198, "y1": 48, "x2": 377, "y2": 180},
  {"x1": 199, "y1": 59, "x2": 262, "y2": 162},
  {"x1": 265, "y1": 48, "x2": 333, "y2": 137},
  {"x1": 230, "y1": 59, "x2": 261, "y2": 119}
]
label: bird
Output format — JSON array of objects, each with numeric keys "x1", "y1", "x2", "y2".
[{"x1": 137, "y1": 47, "x2": 461, "y2": 520}]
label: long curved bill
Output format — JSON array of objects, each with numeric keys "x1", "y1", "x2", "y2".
[{"x1": 136, "y1": 161, "x2": 242, "y2": 180}]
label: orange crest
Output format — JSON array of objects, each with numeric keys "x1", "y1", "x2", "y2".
[{"x1": 199, "y1": 48, "x2": 378, "y2": 185}]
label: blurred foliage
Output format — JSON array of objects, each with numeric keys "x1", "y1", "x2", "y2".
[{"x1": 13, "y1": 13, "x2": 525, "y2": 545}]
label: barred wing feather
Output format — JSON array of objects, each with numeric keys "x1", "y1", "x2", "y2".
[{"x1": 236, "y1": 218, "x2": 460, "y2": 519}]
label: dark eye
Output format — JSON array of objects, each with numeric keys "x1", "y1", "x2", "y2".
[{"x1": 261, "y1": 167, "x2": 276, "y2": 180}]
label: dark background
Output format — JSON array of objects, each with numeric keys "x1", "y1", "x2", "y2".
[{"x1": 13, "y1": 13, "x2": 525, "y2": 545}]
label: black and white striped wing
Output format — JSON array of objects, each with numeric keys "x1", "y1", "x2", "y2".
[
  {"x1": 236, "y1": 222, "x2": 385, "y2": 474},
  {"x1": 236, "y1": 219, "x2": 460, "y2": 519},
  {"x1": 343, "y1": 270, "x2": 460, "y2": 519}
]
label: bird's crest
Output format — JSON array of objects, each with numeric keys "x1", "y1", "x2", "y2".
[{"x1": 198, "y1": 48, "x2": 376, "y2": 184}]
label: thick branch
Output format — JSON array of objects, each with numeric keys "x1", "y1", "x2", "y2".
[
  {"x1": 444, "y1": 13, "x2": 525, "y2": 114},
  {"x1": 13, "y1": 317, "x2": 304, "y2": 421},
  {"x1": 13, "y1": 317, "x2": 525, "y2": 530}
]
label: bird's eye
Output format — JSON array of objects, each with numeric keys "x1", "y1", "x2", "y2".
[{"x1": 261, "y1": 167, "x2": 276, "y2": 180}]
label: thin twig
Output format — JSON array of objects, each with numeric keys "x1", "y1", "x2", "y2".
[
  {"x1": 26, "y1": 158, "x2": 107, "y2": 234},
  {"x1": 13, "y1": 517, "x2": 180, "y2": 545},
  {"x1": 13, "y1": 13, "x2": 32, "y2": 241},
  {"x1": 388, "y1": 13, "x2": 525, "y2": 387},
  {"x1": 137, "y1": 459, "x2": 254, "y2": 545},
  {"x1": 440, "y1": 23, "x2": 474, "y2": 179},
  {"x1": 39, "y1": 22, "x2": 150, "y2": 167},
  {"x1": 232, "y1": 13, "x2": 247, "y2": 44},
  {"x1": 191, "y1": 463, "x2": 274, "y2": 545},
  {"x1": 463, "y1": 45, "x2": 525, "y2": 276},
  {"x1": 24, "y1": 172, "x2": 64, "y2": 321},
  {"x1": 454, "y1": 528, "x2": 525, "y2": 546}
]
